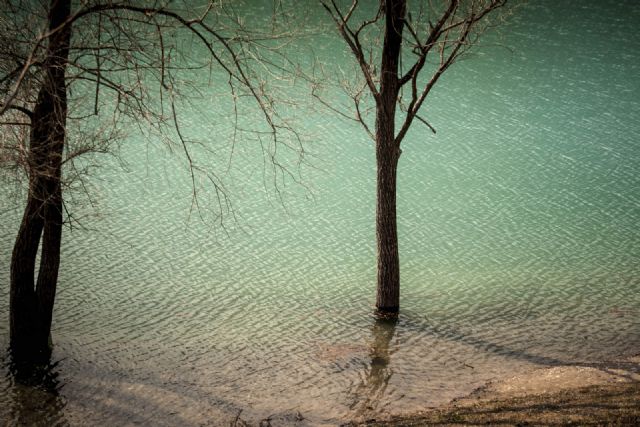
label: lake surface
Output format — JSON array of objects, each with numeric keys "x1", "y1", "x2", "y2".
[{"x1": 2, "y1": 1, "x2": 640, "y2": 425}]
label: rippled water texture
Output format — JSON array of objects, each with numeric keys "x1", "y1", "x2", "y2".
[{"x1": 2, "y1": 0, "x2": 640, "y2": 425}]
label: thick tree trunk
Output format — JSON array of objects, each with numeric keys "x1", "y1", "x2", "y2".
[
  {"x1": 9, "y1": 0, "x2": 71, "y2": 361},
  {"x1": 374, "y1": 0, "x2": 405, "y2": 314}
]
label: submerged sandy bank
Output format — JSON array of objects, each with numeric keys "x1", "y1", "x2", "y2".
[{"x1": 347, "y1": 354, "x2": 640, "y2": 426}]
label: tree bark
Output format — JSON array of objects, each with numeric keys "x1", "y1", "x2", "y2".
[
  {"x1": 9, "y1": 0, "x2": 71, "y2": 361},
  {"x1": 375, "y1": 0, "x2": 405, "y2": 314},
  {"x1": 375, "y1": 136, "x2": 400, "y2": 312}
]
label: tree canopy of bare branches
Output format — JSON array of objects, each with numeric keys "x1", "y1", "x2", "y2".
[{"x1": 0, "y1": 0, "x2": 300, "y2": 362}]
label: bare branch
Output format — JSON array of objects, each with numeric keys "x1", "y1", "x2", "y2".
[
  {"x1": 395, "y1": 0, "x2": 507, "y2": 145},
  {"x1": 311, "y1": 84, "x2": 358, "y2": 123},
  {"x1": 398, "y1": 0, "x2": 459, "y2": 87},
  {"x1": 170, "y1": 99, "x2": 201, "y2": 219},
  {"x1": 414, "y1": 114, "x2": 436, "y2": 134},
  {"x1": 0, "y1": 46, "x2": 40, "y2": 117},
  {"x1": 320, "y1": 1, "x2": 381, "y2": 100},
  {"x1": 0, "y1": 104, "x2": 33, "y2": 119}
]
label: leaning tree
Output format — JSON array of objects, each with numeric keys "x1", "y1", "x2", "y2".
[
  {"x1": 320, "y1": 0, "x2": 508, "y2": 313},
  {"x1": 0, "y1": 0, "x2": 295, "y2": 361}
]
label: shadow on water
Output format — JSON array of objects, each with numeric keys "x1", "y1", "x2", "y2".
[
  {"x1": 1, "y1": 347, "x2": 250, "y2": 426},
  {"x1": 2, "y1": 349, "x2": 68, "y2": 426},
  {"x1": 348, "y1": 314, "x2": 398, "y2": 417},
  {"x1": 400, "y1": 310, "x2": 640, "y2": 380}
]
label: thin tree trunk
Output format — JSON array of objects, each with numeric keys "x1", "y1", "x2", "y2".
[
  {"x1": 375, "y1": 131, "x2": 401, "y2": 312},
  {"x1": 9, "y1": 0, "x2": 71, "y2": 361},
  {"x1": 375, "y1": 0, "x2": 405, "y2": 313},
  {"x1": 35, "y1": 175, "x2": 63, "y2": 349}
]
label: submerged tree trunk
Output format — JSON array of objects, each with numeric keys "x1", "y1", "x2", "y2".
[
  {"x1": 9, "y1": 0, "x2": 71, "y2": 361},
  {"x1": 375, "y1": 0, "x2": 405, "y2": 314}
]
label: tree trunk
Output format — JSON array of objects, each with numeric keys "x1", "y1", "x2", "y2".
[
  {"x1": 375, "y1": 128, "x2": 401, "y2": 312},
  {"x1": 374, "y1": 0, "x2": 405, "y2": 314},
  {"x1": 9, "y1": 0, "x2": 71, "y2": 361},
  {"x1": 9, "y1": 198, "x2": 45, "y2": 359}
]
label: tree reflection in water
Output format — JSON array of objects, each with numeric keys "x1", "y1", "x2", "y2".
[
  {"x1": 349, "y1": 314, "x2": 398, "y2": 417},
  {"x1": 5, "y1": 352, "x2": 67, "y2": 426}
]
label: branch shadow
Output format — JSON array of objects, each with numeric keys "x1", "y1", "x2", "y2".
[{"x1": 410, "y1": 314, "x2": 640, "y2": 381}]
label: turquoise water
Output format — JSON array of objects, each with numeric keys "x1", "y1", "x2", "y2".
[{"x1": 2, "y1": 1, "x2": 640, "y2": 425}]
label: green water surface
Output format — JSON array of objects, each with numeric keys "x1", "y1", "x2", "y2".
[{"x1": 1, "y1": 0, "x2": 639, "y2": 425}]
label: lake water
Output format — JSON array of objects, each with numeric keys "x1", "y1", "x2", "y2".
[{"x1": 1, "y1": 1, "x2": 640, "y2": 425}]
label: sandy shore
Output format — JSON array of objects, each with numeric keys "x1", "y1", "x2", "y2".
[{"x1": 347, "y1": 354, "x2": 640, "y2": 426}]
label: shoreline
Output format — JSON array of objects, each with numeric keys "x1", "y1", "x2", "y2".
[{"x1": 347, "y1": 354, "x2": 640, "y2": 426}]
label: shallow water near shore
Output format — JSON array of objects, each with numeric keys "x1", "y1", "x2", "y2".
[{"x1": 2, "y1": 0, "x2": 640, "y2": 425}]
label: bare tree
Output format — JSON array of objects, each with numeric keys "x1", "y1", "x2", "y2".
[
  {"x1": 320, "y1": 0, "x2": 508, "y2": 313},
  {"x1": 0, "y1": 0, "x2": 297, "y2": 361}
]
